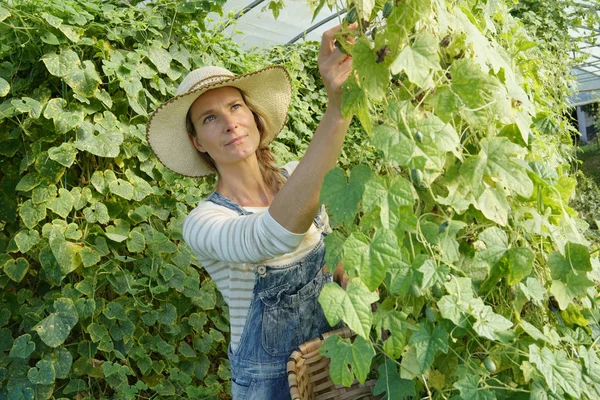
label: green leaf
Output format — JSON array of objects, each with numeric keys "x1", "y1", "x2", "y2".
[
  {"x1": 477, "y1": 186, "x2": 509, "y2": 226},
  {"x1": 409, "y1": 323, "x2": 449, "y2": 373},
  {"x1": 375, "y1": 310, "x2": 409, "y2": 359},
  {"x1": 49, "y1": 227, "x2": 82, "y2": 275},
  {"x1": 48, "y1": 143, "x2": 77, "y2": 167},
  {"x1": 43, "y1": 98, "x2": 84, "y2": 134},
  {"x1": 550, "y1": 273, "x2": 595, "y2": 310},
  {"x1": 127, "y1": 231, "x2": 146, "y2": 253},
  {"x1": 14, "y1": 230, "x2": 40, "y2": 253},
  {"x1": 517, "y1": 277, "x2": 546, "y2": 306},
  {"x1": 103, "y1": 301, "x2": 127, "y2": 320},
  {"x1": 341, "y1": 232, "x2": 370, "y2": 277},
  {"x1": 34, "y1": 298, "x2": 79, "y2": 347},
  {"x1": 108, "y1": 179, "x2": 134, "y2": 200},
  {"x1": 27, "y1": 360, "x2": 55, "y2": 385},
  {"x1": 318, "y1": 278, "x2": 378, "y2": 339},
  {"x1": 75, "y1": 121, "x2": 123, "y2": 158},
  {"x1": 370, "y1": 124, "x2": 414, "y2": 166},
  {"x1": 479, "y1": 137, "x2": 533, "y2": 198},
  {"x1": 148, "y1": 42, "x2": 173, "y2": 74},
  {"x1": 83, "y1": 202, "x2": 110, "y2": 224},
  {"x1": 373, "y1": 359, "x2": 416, "y2": 400},
  {"x1": 63, "y1": 379, "x2": 86, "y2": 394},
  {"x1": 390, "y1": 32, "x2": 440, "y2": 88},
  {"x1": 105, "y1": 219, "x2": 130, "y2": 242},
  {"x1": 4, "y1": 257, "x2": 29, "y2": 283},
  {"x1": 9, "y1": 334, "x2": 35, "y2": 359},
  {"x1": 341, "y1": 75, "x2": 372, "y2": 134},
  {"x1": 47, "y1": 188, "x2": 74, "y2": 218},
  {"x1": 472, "y1": 304, "x2": 513, "y2": 340},
  {"x1": 363, "y1": 175, "x2": 414, "y2": 229},
  {"x1": 0, "y1": 7, "x2": 10, "y2": 23},
  {"x1": 320, "y1": 165, "x2": 372, "y2": 226},
  {"x1": 355, "y1": 0, "x2": 375, "y2": 20},
  {"x1": 0, "y1": 77, "x2": 10, "y2": 97},
  {"x1": 529, "y1": 345, "x2": 582, "y2": 398},
  {"x1": 320, "y1": 334, "x2": 375, "y2": 386},
  {"x1": 505, "y1": 247, "x2": 534, "y2": 285},
  {"x1": 352, "y1": 37, "x2": 389, "y2": 101},
  {"x1": 477, "y1": 227, "x2": 508, "y2": 266},
  {"x1": 88, "y1": 323, "x2": 110, "y2": 343},
  {"x1": 453, "y1": 375, "x2": 496, "y2": 400},
  {"x1": 414, "y1": 112, "x2": 461, "y2": 157},
  {"x1": 450, "y1": 58, "x2": 508, "y2": 126},
  {"x1": 548, "y1": 243, "x2": 592, "y2": 279},
  {"x1": 367, "y1": 229, "x2": 403, "y2": 291},
  {"x1": 12, "y1": 97, "x2": 42, "y2": 118},
  {"x1": 16, "y1": 173, "x2": 43, "y2": 192}
]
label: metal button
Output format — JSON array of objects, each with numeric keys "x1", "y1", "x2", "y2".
[{"x1": 257, "y1": 265, "x2": 267, "y2": 277}]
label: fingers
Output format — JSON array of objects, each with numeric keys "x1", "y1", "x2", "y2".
[
  {"x1": 319, "y1": 22, "x2": 358, "y2": 59},
  {"x1": 319, "y1": 24, "x2": 342, "y2": 58}
]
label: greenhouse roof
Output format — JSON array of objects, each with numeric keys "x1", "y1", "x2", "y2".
[{"x1": 206, "y1": 0, "x2": 600, "y2": 107}]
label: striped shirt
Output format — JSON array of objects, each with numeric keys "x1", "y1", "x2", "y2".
[{"x1": 182, "y1": 162, "x2": 330, "y2": 350}]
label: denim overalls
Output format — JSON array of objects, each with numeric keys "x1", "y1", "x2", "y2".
[{"x1": 206, "y1": 181, "x2": 335, "y2": 400}]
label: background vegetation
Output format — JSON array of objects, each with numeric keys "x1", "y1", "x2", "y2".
[{"x1": 0, "y1": 0, "x2": 599, "y2": 399}]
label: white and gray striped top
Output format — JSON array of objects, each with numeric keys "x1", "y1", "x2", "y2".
[{"x1": 182, "y1": 162, "x2": 331, "y2": 350}]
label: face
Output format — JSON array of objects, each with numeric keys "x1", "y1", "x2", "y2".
[{"x1": 188, "y1": 86, "x2": 261, "y2": 169}]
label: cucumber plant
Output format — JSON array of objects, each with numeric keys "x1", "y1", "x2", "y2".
[{"x1": 311, "y1": 0, "x2": 600, "y2": 398}]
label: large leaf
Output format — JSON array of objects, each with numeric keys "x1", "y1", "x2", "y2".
[
  {"x1": 352, "y1": 37, "x2": 389, "y2": 101},
  {"x1": 320, "y1": 334, "x2": 375, "y2": 386},
  {"x1": 363, "y1": 175, "x2": 414, "y2": 229},
  {"x1": 529, "y1": 345, "x2": 582, "y2": 398},
  {"x1": 34, "y1": 298, "x2": 79, "y2": 347},
  {"x1": 479, "y1": 137, "x2": 533, "y2": 198},
  {"x1": 318, "y1": 279, "x2": 378, "y2": 339},
  {"x1": 370, "y1": 124, "x2": 414, "y2": 166},
  {"x1": 453, "y1": 375, "x2": 496, "y2": 400},
  {"x1": 372, "y1": 359, "x2": 416, "y2": 400},
  {"x1": 9, "y1": 334, "x2": 35, "y2": 359},
  {"x1": 375, "y1": 310, "x2": 409, "y2": 359},
  {"x1": 408, "y1": 322, "x2": 449, "y2": 373},
  {"x1": 320, "y1": 165, "x2": 372, "y2": 226},
  {"x1": 4, "y1": 258, "x2": 29, "y2": 283},
  {"x1": 0, "y1": 77, "x2": 10, "y2": 97},
  {"x1": 75, "y1": 121, "x2": 123, "y2": 158},
  {"x1": 390, "y1": 32, "x2": 440, "y2": 88}
]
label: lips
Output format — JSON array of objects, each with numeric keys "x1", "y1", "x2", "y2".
[{"x1": 225, "y1": 135, "x2": 247, "y2": 146}]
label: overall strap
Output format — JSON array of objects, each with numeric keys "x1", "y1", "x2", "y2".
[{"x1": 205, "y1": 192, "x2": 252, "y2": 216}]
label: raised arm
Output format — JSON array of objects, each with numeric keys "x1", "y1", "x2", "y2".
[{"x1": 269, "y1": 24, "x2": 355, "y2": 234}]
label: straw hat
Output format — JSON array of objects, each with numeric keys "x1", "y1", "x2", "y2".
[{"x1": 146, "y1": 65, "x2": 292, "y2": 177}]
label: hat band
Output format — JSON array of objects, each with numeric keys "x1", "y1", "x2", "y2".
[{"x1": 187, "y1": 74, "x2": 234, "y2": 94}]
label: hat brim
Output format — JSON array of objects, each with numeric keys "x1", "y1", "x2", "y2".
[{"x1": 146, "y1": 65, "x2": 292, "y2": 177}]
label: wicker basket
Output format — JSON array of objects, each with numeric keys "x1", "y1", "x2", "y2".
[{"x1": 287, "y1": 327, "x2": 380, "y2": 400}]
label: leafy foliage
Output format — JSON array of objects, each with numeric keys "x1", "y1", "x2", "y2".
[
  {"x1": 311, "y1": 0, "x2": 600, "y2": 398},
  {"x1": 0, "y1": 1, "x2": 343, "y2": 399}
]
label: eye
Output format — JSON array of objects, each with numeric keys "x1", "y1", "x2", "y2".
[
  {"x1": 231, "y1": 103, "x2": 242, "y2": 111},
  {"x1": 203, "y1": 114, "x2": 216, "y2": 124}
]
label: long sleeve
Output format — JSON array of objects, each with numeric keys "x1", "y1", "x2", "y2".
[{"x1": 182, "y1": 204, "x2": 307, "y2": 264}]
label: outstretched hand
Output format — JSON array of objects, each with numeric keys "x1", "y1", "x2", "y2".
[{"x1": 318, "y1": 23, "x2": 357, "y2": 110}]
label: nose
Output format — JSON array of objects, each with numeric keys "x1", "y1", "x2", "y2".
[{"x1": 223, "y1": 113, "x2": 238, "y2": 133}]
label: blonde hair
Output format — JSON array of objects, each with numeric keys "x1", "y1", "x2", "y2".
[{"x1": 185, "y1": 89, "x2": 286, "y2": 192}]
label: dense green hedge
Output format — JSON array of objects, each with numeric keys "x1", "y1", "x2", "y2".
[{"x1": 0, "y1": 1, "x2": 343, "y2": 398}]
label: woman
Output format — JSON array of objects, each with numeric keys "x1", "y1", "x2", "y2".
[{"x1": 147, "y1": 24, "x2": 354, "y2": 399}]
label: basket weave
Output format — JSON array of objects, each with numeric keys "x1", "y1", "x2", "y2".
[{"x1": 287, "y1": 327, "x2": 380, "y2": 400}]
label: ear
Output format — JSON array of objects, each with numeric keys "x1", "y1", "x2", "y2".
[{"x1": 189, "y1": 135, "x2": 207, "y2": 153}]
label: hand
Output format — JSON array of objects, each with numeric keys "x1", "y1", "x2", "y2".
[{"x1": 317, "y1": 23, "x2": 357, "y2": 109}]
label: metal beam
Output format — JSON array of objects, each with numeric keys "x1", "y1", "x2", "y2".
[
  {"x1": 286, "y1": 9, "x2": 347, "y2": 45},
  {"x1": 217, "y1": 0, "x2": 268, "y2": 32}
]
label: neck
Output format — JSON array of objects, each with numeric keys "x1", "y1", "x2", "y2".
[{"x1": 216, "y1": 156, "x2": 275, "y2": 207}]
